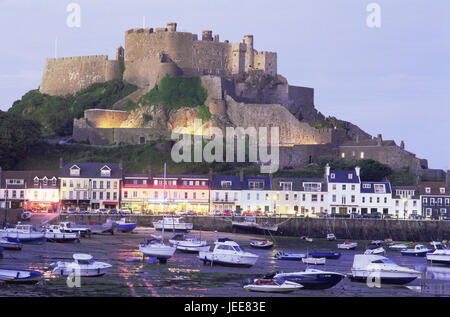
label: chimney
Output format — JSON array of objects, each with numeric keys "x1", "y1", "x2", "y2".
[
  {"x1": 355, "y1": 166, "x2": 361, "y2": 177},
  {"x1": 59, "y1": 157, "x2": 64, "y2": 169},
  {"x1": 400, "y1": 140, "x2": 405, "y2": 150},
  {"x1": 147, "y1": 166, "x2": 152, "y2": 180},
  {"x1": 446, "y1": 170, "x2": 450, "y2": 189},
  {"x1": 240, "y1": 169, "x2": 244, "y2": 182},
  {"x1": 325, "y1": 163, "x2": 331, "y2": 179},
  {"x1": 376, "y1": 134, "x2": 383, "y2": 146}
]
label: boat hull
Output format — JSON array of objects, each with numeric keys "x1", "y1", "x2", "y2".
[
  {"x1": 0, "y1": 269, "x2": 43, "y2": 284},
  {"x1": 350, "y1": 270, "x2": 419, "y2": 285},
  {"x1": 244, "y1": 281, "x2": 303, "y2": 293},
  {"x1": 0, "y1": 239, "x2": 22, "y2": 250},
  {"x1": 302, "y1": 258, "x2": 326, "y2": 265},
  {"x1": 427, "y1": 253, "x2": 450, "y2": 265},
  {"x1": 401, "y1": 251, "x2": 429, "y2": 257},
  {"x1": 275, "y1": 272, "x2": 345, "y2": 290},
  {"x1": 45, "y1": 233, "x2": 80, "y2": 243},
  {"x1": 199, "y1": 252, "x2": 258, "y2": 268},
  {"x1": 310, "y1": 252, "x2": 341, "y2": 260},
  {"x1": 117, "y1": 223, "x2": 136, "y2": 233},
  {"x1": 139, "y1": 245, "x2": 176, "y2": 259}
]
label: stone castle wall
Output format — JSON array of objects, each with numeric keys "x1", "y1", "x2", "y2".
[
  {"x1": 39, "y1": 55, "x2": 122, "y2": 96},
  {"x1": 83, "y1": 109, "x2": 129, "y2": 128}
]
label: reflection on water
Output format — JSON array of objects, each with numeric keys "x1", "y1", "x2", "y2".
[{"x1": 0, "y1": 230, "x2": 449, "y2": 297}]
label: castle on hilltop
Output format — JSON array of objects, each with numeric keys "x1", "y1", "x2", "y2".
[
  {"x1": 40, "y1": 22, "x2": 276, "y2": 96},
  {"x1": 38, "y1": 22, "x2": 428, "y2": 175}
]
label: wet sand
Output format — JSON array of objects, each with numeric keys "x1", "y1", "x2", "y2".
[{"x1": 0, "y1": 228, "x2": 449, "y2": 297}]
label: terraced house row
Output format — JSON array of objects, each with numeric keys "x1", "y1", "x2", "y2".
[{"x1": 0, "y1": 162, "x2": 449, "y2": 219}]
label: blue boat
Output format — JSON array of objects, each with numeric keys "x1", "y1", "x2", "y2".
[
  {"x1": 0, "y1": 246, "x2": 3, "y2": 258},
  {"x1": 275, "y1": 251, "x2": 306, "y2": 261},
  {"x1": 0, "y1": 238, "x2": 22, "y2": 250},
  {"x1": 310, "y1": 251, "x2": 341, "y2": 260},
  {"x1": 116, "y1": 217, "x2": 137, "y2": 233},
  {"x1": 401, "y1": 245, "x2": 432, "y2": 257},
  {"x1": 0, "y1": 268, "x2": 43, "y2": 284},
  {"x1": 271, "y1": 269, "x2": 346, "y2": 290}
]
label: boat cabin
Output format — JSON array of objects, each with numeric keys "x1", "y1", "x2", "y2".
[
  {"x1": 214, "y1": 238, "x2": 242, "y2": 253},
  {"x1": 73, "y1": 254, "x2": 95, "y2": 265},
  {"x1": 353, "y1": 254, "x2": 397, "y2": 269}
]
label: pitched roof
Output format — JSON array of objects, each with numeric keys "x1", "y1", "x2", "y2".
[
  {"x1": 419, "y1": 181, "x2": 450, "y2": 196},
  {"x1": 273, "y1": 177, "x2": 326, "y2": 191},
  {"x1": 328, "y1": 170, "x2": 360, "y2": 183},
  {"x1": 59, "y1": 162, "x2": 122, "y2": 178},
  {"x1": 360, "y1": 182, "x2": 392, "y2": 194},
  {"x1": 340, "y1": 140, "x2": 397, "y2": 147},
  {"x1": 1, "y1": 170, "x2": 59, "y2": 188}
]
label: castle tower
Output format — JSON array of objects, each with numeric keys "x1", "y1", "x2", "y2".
[
  {"x1": 243, "y1": 35, "x2": 254, "y2": 71},
  {"x1": 167, "y1": 22, "x2": 177, "y2": 32},
  {"x1": 202, "y1": 30, "x2": 213, "y2": 41}
]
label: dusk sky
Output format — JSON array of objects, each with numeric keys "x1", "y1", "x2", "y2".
[{"x1": 0, "y1": 0, "x2": 449, "y2": 170}]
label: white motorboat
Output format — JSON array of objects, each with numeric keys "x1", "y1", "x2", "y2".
[
  {"x1": 243, "y1": 279, "x2": 303, "y2": 293},
  {"x1": 349, "y1": 254, "x2": 421, "y2": 285},
  {"x1": 43, "y1": 225, "x2": 80, "y2": 243},
  {"x1": 302, "y1": 257, "x2": 326, "y2": 265},
  {"x1": 59, "y1": 222, "x2": 91, "y2": 237},
  {"x1": 401, "y1": 244, "x2": 432, "y2": 257},
  {"x1": 50, "y1": 254, "x2": 112, "y2": 277},
  {"x1": 327, "y1": 234, "x2": 336, "y2": 241},
  {"x1": 153, "y1": 217, "x2": 193, "y2": 232},
  {"x1": 198, "y1": 238, "x2": 259, "y2": 268},
  {"x1": 169, "y1": 233, "x2": 210, "y2": 253},
  {"x1": 337, "y1": 241, "x2": 358, "y2": 250},
  {"x1": 139, "y1": 238, "x2": 176, "y2": 262},
  {"x1": 0, "y1": 268, "x2": 43, "y2": 284},
  {"x1": 0, "y1": 224, "x2": 45, "y2": 243},
  {"x1": 389, "y1": 243, "x2": 408, "y2": 251},
  {"x1": 427, "y1": 242, "x2": 450, "y2": 265}
]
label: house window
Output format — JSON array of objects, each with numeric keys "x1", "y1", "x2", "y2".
[
  {"x1": 331, "y1": 174, "x2": 335, "y2": 179},
  {"x1": 348, "y1": 174, "x2": 353, "y2": 180},
  {"x1": 342, "y1": 185, "x2": 346, "y2": 190},
  {"x1": 93, "y1": 192, "x2": 97, "y2": 200},
  {"x1": 279, "y1": 182, "x2": 292, "y2": 191},
  {"x1": 69, "y1": 166, "x2": 80, "y2": 176},
  {"x1": 341, "y1": 153, "x2": 345, "y2": 158},
  {"x1": 425, "y1": 187, "x2": 431, "y2": 194},
  {"x1": 360, "y1": 152, "x2": 365, "y2": 159},
  {"x1": 99, "y1": 192, "x2": 103, "y2": 200},
  {"x1": 374, "y1": 184, "x2": 386, "y2": 194},
  {"x1": 100, "y1": 166, "x2": 111, "y2": 177},
  {"x1": 440, "y1": 188, "x2": 445, "y2": 194},
  {"x1": 123, "y1": 191, "x2": 127, "y2": 199},
  {"x1": 221, "y1": 181, "x2": 232, "y2": 189},
  {"x1": 249, "y1": 181, "x2": 264, "y2": 190}
]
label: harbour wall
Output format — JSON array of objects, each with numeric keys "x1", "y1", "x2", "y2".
[{"x1": 55, "y1": 215, "x2": 450, "y2": 242}]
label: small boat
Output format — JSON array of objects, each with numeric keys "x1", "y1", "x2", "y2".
[
  {"x1": 21, "y1": 211, "x2": 32, "y2": 221},
  {"x1": 139, "y1": 238, "x2": 176, "y2": 263},
  {"x1": 401, "y1": 245, "x2": 432, "y2": 257},
  {"x1": 0, "y1": 268, "x2": 43, "y2": 284},
  {"x1": 243, "y1": 278, "x2": 303, "y2": 293},
  {"x1": 389, "y1": 243, "x2": 408, "y2": 251},
  {"x1": 198, "y1": 238, "x2": 259, "y2": 268},
  {"x1": 349, "y1": 254, "x2": 421, "y2": 285},
  {"x1": 337, "y1": 240, "x2": 358, "y2": 250},
  {"x1": 427, "y1": 242, "x2": 450, "y2": 265},
  {"x1": 59, "y1": 222, "x2": 91, "y2": 237},
  {"x1": 43, "y1": 225, "x2": 80, "y2": 243},
  {"x1": 250, "y1": 240, "x2": 274, "y2": 249},
  {"x1": 85, "y1": 219, "x2": 118, "y2": 235},
  {"x1": 0, "y1": 224, "x2": 46, "y2": 244},
  {"x1": 300, "y1": 236, "x2": 313, "y2": 242},
  {"x1": 0, "y1": 246, "x2": 3, "y2": 258},
  {"x1": 50, "y1": 253, "x2": 112, "y2": 277},
  {"x1": 272, "y1": 269, "x2": 346, "y2": 290},
  {"x1": 169, "y1": 233, "x2": 210, "y2": 253},
  {"x1": 0, "y1": 238, "x2": 22, "y2": 250},
  {"x1": 232, "y1": 217, "x2": 279, "y2": 234},
  {"x1": 302, "y1": 257, "x2": 326, "y2": 265},
  {"x1": 364, "y1": 247, "x2": 385, "y2": 255},
  {"x1": 115, "y1": 217, "x2": 136, "y2": 233},
  {"x1": 153, "y1": 217, "x2": 193, "y2": 232},
  {"x1": 275, "y1": 251, "x2": 306, "y2": 261},
  {"x1": 310, "y1": 251, "x2": 341, "y2": 260},
  {"x1": 327, "y1": 234, "x2": 336, "y2": 241}
]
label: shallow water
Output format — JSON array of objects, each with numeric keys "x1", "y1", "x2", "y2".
[{"x1": 0, "y1": 228, "x2": 449, "y2": 297}]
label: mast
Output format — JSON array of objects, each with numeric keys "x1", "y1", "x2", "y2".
[{"x1": 161, "y1": 163, "x2": 166, "y2": 243}]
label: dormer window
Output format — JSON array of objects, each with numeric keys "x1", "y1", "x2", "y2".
[
  {"x1": 100, "y1": 166, "x2": 111, "y2": 177},
  {"x1": 331, "y1": 173, "x2": 335, "y2": 179},
  {"x1": 279, "y1": 182, "x2": 292, "y2": 191},
  {"x1": 221, "y1": 181, "x2": 232, "y2": 189},
  {"x1": 43, "y1": 176, "x2": 48, "y2": 186},
  {"x1": 440, "y1": 188, "x2": 445, "y2": 194},
  {"x1": 33, "y1": 177, "x2": 39, "y2": 186},
  {"x1": 425, "y1": 187, "x2": 431, "y2": 194},
  {"x1": 51, "y1": 177, "x2": 57, "y2": 186},
  {"x1": 348, "y1": 174, "x2": 353, "y2": 180},
  {"x1": 70, "y1": 165, "x2": 80, "y2": 176},
  {"x1": 363, "y1": 184, "x2": 371, "y2": 189}
]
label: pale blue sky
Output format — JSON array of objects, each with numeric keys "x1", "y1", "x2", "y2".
[{"x1": 0, "y1": 0, "x2": 449, "y2": 170}]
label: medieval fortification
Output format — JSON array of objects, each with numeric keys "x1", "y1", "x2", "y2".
[{"x1": 39, "y1": 22, "x2": 427, "y2": 174}]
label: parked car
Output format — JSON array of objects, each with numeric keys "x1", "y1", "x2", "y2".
[
  {"x1": 255, "y1": 211, "x2": 264, "y2": 217},
  {"x1": 243, "y1": 211, "x2": 254, "y2": 216},
  {"x1": 234, "y1": 210, "x2": 242, "y2": 216},
  {"x1": 78, "y1": 208, "x2": 87, "y2": 214},
  {"x1": 98, "y1": 208, "x2": 108, "y2": 214},
  {"x1": 108, "y1": 209, "x2": 118, "y2": 215},
  {"x1": 222, "y1": 210, "x2": 232, "y2": 216},
  {"x1": 68, "y1": 208, "x2": 76, "y2": 214},
  {"x1": 120, "y1": 208, "x2": 132, "y2": 214}
]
